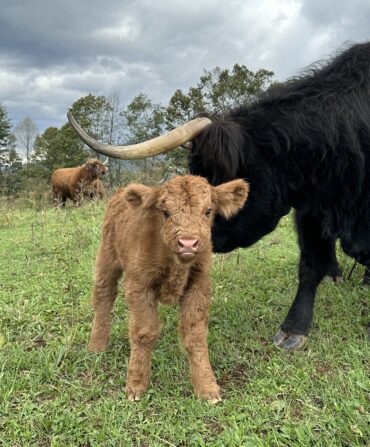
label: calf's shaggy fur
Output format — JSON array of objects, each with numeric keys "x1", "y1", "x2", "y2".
[
  {"x1": 51, "y1": 159, "x2": 107, "y2": 206},
  {"x1": 89, "y1": 175, "x2": 249, "y2": 402}
]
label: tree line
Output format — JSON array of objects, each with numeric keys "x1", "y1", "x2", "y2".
[{"x1": 0, "y1": 64, "x2": 275, "y2": 195}]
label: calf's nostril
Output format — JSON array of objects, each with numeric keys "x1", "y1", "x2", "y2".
[{"x1": 178, "y1": 238, "x2": 199, "y2": 250}]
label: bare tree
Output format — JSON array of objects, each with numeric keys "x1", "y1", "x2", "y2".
[
  {"x1": 15, "y1": 117, "x2": 38, "y2": 163},
  {"x1": 104, "y1": 93, "x2": 125, "y2": 187}
]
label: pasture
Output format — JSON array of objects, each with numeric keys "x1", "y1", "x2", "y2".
[{"x1": 0, "y1": 198, "x2": 368, "y2": 446}]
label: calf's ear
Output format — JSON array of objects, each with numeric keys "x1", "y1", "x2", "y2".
[
  {"x1": 213, "y1": 179, "x2": 249, "y2": 219},
  {"x1": 125, "y1": 184, "x2": 158, "y2": 209}
]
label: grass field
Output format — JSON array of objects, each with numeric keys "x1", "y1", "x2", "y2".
[{"x1": 0, "y1": 198, "x2": 369, "y2": 446}]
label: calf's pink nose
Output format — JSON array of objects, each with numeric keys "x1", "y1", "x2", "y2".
[{"x1": 177, "y1": 238, "x2": 199, "y2": 250}]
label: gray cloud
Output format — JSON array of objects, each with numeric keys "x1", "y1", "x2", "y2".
[{"x1": 0, "y1": 0, "x2": 369, "y2": 132}]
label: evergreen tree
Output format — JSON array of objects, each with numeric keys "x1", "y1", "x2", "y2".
[{"x1": 0, "y1": 104, "x2": 14, "y2": 164}]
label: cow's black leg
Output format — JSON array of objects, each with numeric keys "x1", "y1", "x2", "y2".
[
  {"x1": 341, "y1": 225, "x2": 370, "y2": 337},
  {"x1": 360, "y1": 265, "x2": 369, "y2": 339},
  {"x1": 322, "y1": 238, "x2": 343, "y2": 283},
  {"x1": 363, "y1": 266, "x2": 370, "y2": 285},
  {"x1": 274, "y1": 211, "x2": 332, "y2": 350}
]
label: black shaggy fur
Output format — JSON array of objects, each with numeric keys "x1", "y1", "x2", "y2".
[{"x1": 189, "y1": 42, "x2": 370, "y2": 347}]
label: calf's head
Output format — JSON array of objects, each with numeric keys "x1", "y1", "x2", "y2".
[{"x1": 125, "y1": 175, "x2": 249, "y2": 263}]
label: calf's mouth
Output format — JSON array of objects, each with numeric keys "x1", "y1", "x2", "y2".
[{"x1": 177, "y1": 251, "x2": 198, "y2": 262}]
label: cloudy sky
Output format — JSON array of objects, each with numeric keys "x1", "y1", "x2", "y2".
[{"x1": 1, "y1": 0, "x2": 369, "y2": 133}]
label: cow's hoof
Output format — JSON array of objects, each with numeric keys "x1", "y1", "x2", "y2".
[
  {"x1": 273, "y1": 330, "x2": 307, "y2": 350},
  {"x1": 273, "y1": 329, "x2": 289, "y2": 346},
  {"x1": 362, "y1": 267, "x2": 370, "y2": 285},
  {"x1": 282, "y1": 334, "x2": 307, "y2": 350},
  {"x1": 323, "y1": 275, "x2": 343, "y2": 283}
]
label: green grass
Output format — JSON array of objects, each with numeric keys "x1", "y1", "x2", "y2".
[{"x1": 0, "y1": 199, "x2": 369, "y2": 446}]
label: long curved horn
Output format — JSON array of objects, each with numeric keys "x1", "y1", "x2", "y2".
[{"x1": 67, "y1": 112, "x2": 211, "y2": 160}]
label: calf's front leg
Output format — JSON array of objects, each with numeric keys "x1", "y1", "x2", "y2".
[
  {"x1": 125, "y1": 285, "x2": 161, "y2": 401},
  {"x1": 179, "y1": 285, "x2": 221, "y2": 403}
]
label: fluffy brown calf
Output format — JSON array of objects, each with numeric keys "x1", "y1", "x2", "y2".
[
  {"x1": 51, "y1": 159, "x2": 107, "y2": 206},
  {"x1": 89, "y1": 175, "x2": 249, "y2": 402}
]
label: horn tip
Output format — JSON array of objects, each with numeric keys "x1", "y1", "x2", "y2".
[{"x1": 67, "y1": 111, "x2": 77, "y2": 126}]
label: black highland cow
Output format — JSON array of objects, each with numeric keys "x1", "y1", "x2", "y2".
[{"x1": 68, "y1": 42, "x2": 370, "y2": 350}]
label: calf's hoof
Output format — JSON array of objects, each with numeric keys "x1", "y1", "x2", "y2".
[
  {"x1": 273, "y1": 330, "x2": 307, "y2": 350},
  {"x1": 126, "y1": 383, "x2": 148, "y2": 402},
  {"x1": 205, "y1": 393, "x2": 222, "y2": 405},
  {"x1": 127, "y1": 391, "x2": 142, "y2": 402},
  {"x1": 195, "y1": 384, "x2": 222, "y2": 404}
]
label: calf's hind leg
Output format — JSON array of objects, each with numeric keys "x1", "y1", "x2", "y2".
[{"x1": 88, "y1": 246, "x2": 122, "y2": 352}]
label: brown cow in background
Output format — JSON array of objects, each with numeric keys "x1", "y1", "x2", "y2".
[
  {"x1": 51, "y1": 159, "x2": 108, "y2": 206},
  {"x1": 88, "y1": 174, "x2": 249, "y2": 402},
  {"x1": 87, "y1": 179, "x2": 105, "y2": 200}
]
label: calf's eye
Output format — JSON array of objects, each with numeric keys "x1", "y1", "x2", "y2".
[
  {"x1": 205, "y1": 208, "x2": 212, "y2": 217},
  {"x1": 163, "y1": 210, "x2": 170, "y2": 219}
]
